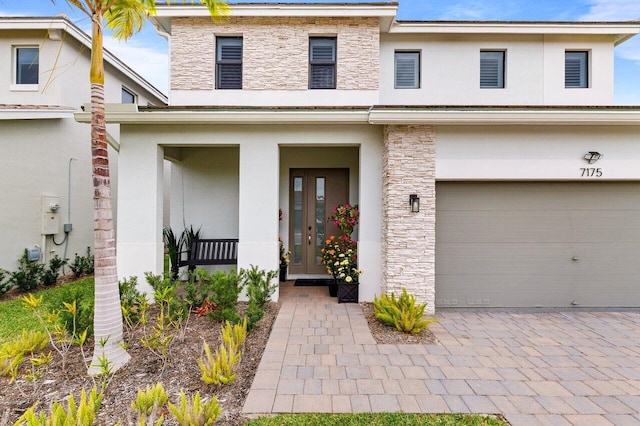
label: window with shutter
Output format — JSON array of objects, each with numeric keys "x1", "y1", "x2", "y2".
[
  {"x1": 395, "y1": 51, "x2": 420, "y2": 89},
  {"x1": 309, "y1": 37, "x2": 336, "y2": 89},
  {"x1": 480, "y1": 51, "x2": 505, "y2": 89},
  {"x1": 15, "y1": 47, "x2": 39, "y2": 85},
  {"x1": 216, "y1": 37, "x2": 242, "y2": 90},
  {"x1": 565, "y1": 51, "x2": 588, "y2": 88}
]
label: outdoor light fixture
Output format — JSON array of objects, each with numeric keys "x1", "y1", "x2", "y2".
[
  {"x1": 584, "y1": 151, "x2": 603, "y2": 164},
  {"x1": 409, "y1": 194, "x2": 420, "y2": 213}
]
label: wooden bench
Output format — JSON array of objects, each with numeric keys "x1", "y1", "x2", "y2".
[{"x1": 178, "y1": 238, "x2": 239, "y2": 267}]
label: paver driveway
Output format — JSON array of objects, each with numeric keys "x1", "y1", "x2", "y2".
[{"x1": 243, "y1": 283, "x2": 640, "y2": 425}]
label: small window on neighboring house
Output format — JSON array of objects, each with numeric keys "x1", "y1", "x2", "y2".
[
  {"x1": 565, "y1": 51, "x2": 588, "y2": 88},
  {"x1": 216, "y1": 37, "x2": 243, "y2": 89},
  {"x1": 480, "y1": 50, "x2": 505, "y2": 88},
  {"x1": 309, "y1": 37, "x2": 336, "y2": 89},
  {"x1": 122, "y1": 87, "x2": 136, "y2": 104},
  {"x1": 395, "y1": 51, "x2": 420, "y2": 89},
  {"x1": 15, "y1": 47, "x2": 39, "y2": 85}
]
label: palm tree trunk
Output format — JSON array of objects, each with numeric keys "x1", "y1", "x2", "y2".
[{"x1": 88, "y1": 11, "x2": 130, "y2": 374}]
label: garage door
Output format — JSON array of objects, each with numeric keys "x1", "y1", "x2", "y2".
[{"x1": 435, "y1": 182, "x2": 640, "y2": 308}]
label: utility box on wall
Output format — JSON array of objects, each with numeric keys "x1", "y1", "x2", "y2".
[{"x1": 41, "y1": 195, "x2": 61, "y2": 235}]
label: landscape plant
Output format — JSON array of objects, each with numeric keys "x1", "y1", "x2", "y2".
[
  {"x1": 198, "y1": 319, "x2": 247, "y2": 386},
  {"x1": 131, "y1": 382, "x2": 169, "y2": 426},
  {"x1": 329, "y1": 203, "x2": 360, "y2": 237},
  {"x1": 0, "y1": 269, "x2": 11, "y2": 297},
  {"x1": 373, "y1": 288, "x2": 437, "y2": 334},
  {"x1": 41, "y1": 255, "x2": 68, "y2": 286},
  {"x1": 69, "y1": 247, "x2": 95, "y2": 278},
  {"x1": 14, "y1": 386, "x2": 103, "y2": 426},
  {"x1": 10, "y1": 249, "x2": 45, "y2": 292},
  {"x1": 244, "y1": 265, "x2": 278, "y2": 330},
  {"x1": 168, "y1": 390, "x2": 221, "y2": 426},
  {"x1": 198, "y1": 268, "x2": 244, "y2": 324},
  {"x1": 163, "y1": 227, "x2": 185, "y2": 279}
]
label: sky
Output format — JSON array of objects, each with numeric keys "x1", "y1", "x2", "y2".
[{"x1": 1, "y1": 0, "x2": 639, "y2": 104}]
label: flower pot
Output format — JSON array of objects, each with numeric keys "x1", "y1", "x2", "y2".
[
  {"x1": 279, "y1": 265, "x2": 287, "y2": 282},
  {"x1": 337, "y1": 280, "x2": 358, "y2": 303},
  {"x1": 328, "y1": 280, "x2": 338, "y2": 297}
]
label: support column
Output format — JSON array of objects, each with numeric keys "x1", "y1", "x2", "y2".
[
  {"x1": 117, "y1": 139, "x2": 164, "y2": 294},
  {"x1": 238, "y1": 140, "x2": 279, "y2": 300},
  {"x1": 358, "y1": 139, "x2": 384, "y2": 302},
  {"x1": 382, "y1": 125, "x2": 436, "y2": 314}
]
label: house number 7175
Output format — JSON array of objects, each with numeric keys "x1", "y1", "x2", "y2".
[{"x1": 580, "y1": 168, "x2": 603, "y2": 177}]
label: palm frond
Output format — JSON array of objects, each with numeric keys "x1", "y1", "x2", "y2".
[{"x1": 105, "y1": 0, "x2": 150, "y2": 41}]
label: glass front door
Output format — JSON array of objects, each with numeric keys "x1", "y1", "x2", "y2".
[{"x1": 289, "y1": 168, "x2": 349, "y2": 275}]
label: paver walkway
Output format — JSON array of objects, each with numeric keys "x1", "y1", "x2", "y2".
[{"x1": 243, "y1": 282, "x2": 640, "y2": 425}]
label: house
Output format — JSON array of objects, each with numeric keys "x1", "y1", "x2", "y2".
[
  {"x1": 76, "y1": 2, "x2": 640, "y2": 312},
  {"x1": 0, "y1": 16, "x2": 167, "y2": 272}
]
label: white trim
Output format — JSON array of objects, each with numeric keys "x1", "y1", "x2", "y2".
[
  {"x1": 0, "y1": 109, "x2": 75, "y2": 120},
  {"x1": 368, "y1": 108, "x2": 640, "y2": 125},
  {"x1": 74, "y1": 105, "x2": 640, "y2": 126},
  {"x1": 390, "y1": 21, "x2": 640, "y2": 43},
  {"x1": 154, "y1": 3, "x2": 398, "y2": 18},
  {"x1": 9, "y1": 84, "x2": 38, "y2": 92}
]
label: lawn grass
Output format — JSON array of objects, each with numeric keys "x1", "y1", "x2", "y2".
[
  {"x1": 0, "y1": 277, "x2": 94, "y2": 345},
  {"x1": 246, "y1": 413, "x2": 507, "y2": 426}
]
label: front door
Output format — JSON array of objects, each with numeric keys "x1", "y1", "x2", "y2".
[{"x1": 289, "y1": 168, "x2": 349, "y2": 275}]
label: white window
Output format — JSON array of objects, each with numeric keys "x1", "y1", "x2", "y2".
[
  {"x1": 395, "y1": 51, "x2": 420, "y2": 89},
  {"x1": 309, "y1": 37, "x2": 336, "y2": 89},
  {"x1": 15, "y1": 47, "x2": 39, "y2": 85},
  {"x1": 121, "y1": 86, "x2": 136, "y2": 104},
  {"x1": 480, "y1": 50, "x2": 505, "y2": 89},
  {"x1": 216, "y1": 37, "x2": 243, "y2": 89},
  {"x1": 565, "y1": 51, "x2": 588, "y2": 88}
]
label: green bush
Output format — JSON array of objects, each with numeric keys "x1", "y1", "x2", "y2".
[
  {"x1": 69, "y1": 247, "x2": 94, "y2": 278},
  {"x1": 10, "y1": 249, "x2": 45, "y2": 292},
  {"x1": 42, "y1": 255, "x2": 68, "y2": 286},
  {"x1": 198, "y1": 269, "x2": 244, "y2": 324},
  {"x1": 0, "y1": 268, "x2": 13, "y2": 296},
  {"x1": 168, "y1": 390, "x2": 221, "y2": 426},
  {"x1": 163, "y1": 227, "x2": 185, "y2": 280},
  {"x1": 244, "y1": 265, "x2": 277, "y2": 330},
  {"x1": 373, "y1": 288, "x2": 437, "y2": 334},
  {"x1": 15, "y1": 387, "x2": 103, "y2": 425}
]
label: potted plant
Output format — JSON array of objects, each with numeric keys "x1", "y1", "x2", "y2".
[
  {"x1": 279, "y1": 238, "x2": 290, "y2": 282},
  {"x1": 330, "y1": 203, "x2": 359, "y2": 238},
  {"x1": 321, "y1": 235, "x2": 361, "y2": 300},
  {"x1": 333, "y1": 243, "x2": 362, "y2": 303}
]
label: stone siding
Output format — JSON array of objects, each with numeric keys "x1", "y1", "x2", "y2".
[
  {"x1": 170, "y1": 17, "x2": 379, "y2": 91},
  {"x1": 382, "y1": 125, "x2": 436, "y2": 314}
]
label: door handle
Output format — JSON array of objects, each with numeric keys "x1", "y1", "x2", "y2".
[{"x1": 308, "y1": 234, "x2": 312, "y2": 245}]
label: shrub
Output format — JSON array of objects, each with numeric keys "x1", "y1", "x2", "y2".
[
  {"x1": 0, "y1": 330, "x2": 49, "y2": 380},
  {"x1": 10, "y1": 249, "x2": 45, "y2": 292},
  {"x1": 197, "y1": 320, "x2": 246, "y2": 386},
  {"x1": 131, "y1": 382, "x2": 169, "y2": 426},
  {"x1": 14, "y1": 387, "x2": 103, "y2": 425},
  {"x1": 42, "y1": 255, "x2": 68, "y2": 286},
  {"x1": 163, "y1": 227, "x2": 185, "y2": 280},
  {"x1": 373, "y1": 288, "x2": 437, "y2": 334},
  {"x1": 119, "y1": 276, "x2": 149, "y2": 330},
  {"x1": 0, "y1": 268, "x2": 13, "y2": 296},
  {"x1": 168, "y1": 390, "x2": 221, "y2": 426},
  {"x1": 244, "y1": 266, "x2": 277, "y2": 330},
  {"x1": 69, "y1": 247, "x2": 95, "y2": 278},
  {"x1": 198, "y1": 268, "x2": 244, "y2": 324}
]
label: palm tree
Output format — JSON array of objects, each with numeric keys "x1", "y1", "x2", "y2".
[{"x1": 54, "y1": 0, "x2": 229, "y2": 374}]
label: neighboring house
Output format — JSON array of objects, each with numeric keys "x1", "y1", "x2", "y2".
[
  {"x1": 77, "y1": 2, "x2": 640, "y2": 311},
  {"x1": 0, "y1": 16, "x2": 167, "y2": 272}
]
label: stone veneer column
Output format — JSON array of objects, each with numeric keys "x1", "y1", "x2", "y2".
[{"x1": 382, "y1": 125, "x2": 436, "y2": 314}]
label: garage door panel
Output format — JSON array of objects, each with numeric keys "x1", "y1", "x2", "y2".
[
  {"x1": 436, "y1": 275, "x2": 573, "y2": 308},
  {"x1": 436, "y1": 243, "x2": 572, "y2": 275},
  {"x1": 436, "y1": 182, "x2": 640, "y2": 308}
]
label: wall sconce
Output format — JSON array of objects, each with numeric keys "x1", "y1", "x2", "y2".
[
  {"x1": 584, "y1": 151, "x2": 603, "y2": 164},
  {"x1": 409, "y1": 194, "x2": 420, "y2": 213}
]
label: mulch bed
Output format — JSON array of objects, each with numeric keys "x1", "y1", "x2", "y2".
[{"x1": 0, "y1": 302, "x2": 279, "y2": 425}]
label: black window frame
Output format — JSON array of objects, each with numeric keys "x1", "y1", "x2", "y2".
[
  {"x1": 216, "y1": 36, "x2": 243, "y2": 90},
  {"x1": 394, "y1": 50, "x2": 421, "y2": 89},
  {"x1": 309, "y1": 37, "x2": 337, "y2": 90},
  {"x1": 565, "y1": 50, "x2": 589, "y2": 89},
  {"x1": 15, "y1": 46, "x2": 39, "y2": 85},
  {"x1": 121, "y1": 86, "x2": 137, "y2": 104},
  {"x1": 480, "y1": 50, "x2": 506, "y2": 89}
]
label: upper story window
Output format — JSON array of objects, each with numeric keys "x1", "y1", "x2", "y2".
[
  {"x1": 480, "y1": 50, "x2": 505, "y2": 89},
  {"x1": 309, "y1": 37, "x2": 336, "y2": 89},
  {"x1": 216, "y1": 37, "x2": 243, "y2": 89},
  {"x1": 15, "y1": 47, "x2": 39, "y2": 85},
  {"x1": 122, "y1": 86, "x2": 137, "y2": 104},
  {"x1": 395, "y1": 51, "x2": 420, "y2": 89},
  {"x1": 565, "y1": 51, "x2": 589, "y2": 88}
]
